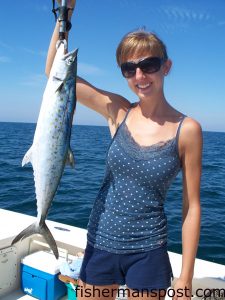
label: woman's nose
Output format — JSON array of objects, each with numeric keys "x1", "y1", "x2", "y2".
[{"x1": 135, "y1": 67, "x2": 146, "y2": 79}]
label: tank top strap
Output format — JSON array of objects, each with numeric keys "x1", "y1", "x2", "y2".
[
  {"x1": 175, "y1": 115, "x2": 187, "y2": 151},
  {"x1": 112, "y1": 105, "x2": 134, "y2": 138},
  {"x1": 120, "y1": 105, "x2": 133, "y2": 126},
  {"x1": 108, "y1": 104, "x2": 134, "y2": 151},
  {"x1": 175, "y1": 115, "x2": 187, "y2": 138}
]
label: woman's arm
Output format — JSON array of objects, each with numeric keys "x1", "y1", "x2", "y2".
[
  {"x1": 45, "y1": 0, "x2": 75, "y2": 76},
  {"x1": 45, "y1": 0, "x2": 130, "y2": 126},
  {"x1": 173, "y1": 118, "x2": 202, "y2": 300}
]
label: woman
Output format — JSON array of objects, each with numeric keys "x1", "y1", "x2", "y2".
[{"x1": 46, "y1": 1, "x2": 202, "y2": 299}]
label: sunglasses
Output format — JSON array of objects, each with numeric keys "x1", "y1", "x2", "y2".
[{"x1": 120, "y1": 56, "x2": 164, "y2": 78}]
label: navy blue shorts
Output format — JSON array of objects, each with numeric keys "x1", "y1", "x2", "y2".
[{"x1": 79, "y1": 243, "x2": 173, "y2": 291}]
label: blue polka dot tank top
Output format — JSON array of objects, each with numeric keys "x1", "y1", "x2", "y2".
[{"x1": 87, "y1": 107, "x2": 186, "y2": 254}]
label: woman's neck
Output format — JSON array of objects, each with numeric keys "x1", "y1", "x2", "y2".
[{"x1": 137, "y1": 93, "x2": 171, "y2": 120}]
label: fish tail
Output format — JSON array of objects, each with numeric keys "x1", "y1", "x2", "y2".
[
  {"x1": 11, "y1": 222, "x2": 59, "y2": 259},
  {"x1": 40, "y1": 222, "x2": 59, "y2": 259}
]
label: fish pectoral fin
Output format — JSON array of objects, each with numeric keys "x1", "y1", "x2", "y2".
[
  {"x1": 53, "y1": 74, "x2": 65, "y2": 93},
  {"x1": 22, "y1": 146, "x2": 33, "y2": 167},
  {"x1": 55, "y1": 82, "x2": 64, "y2": 93},
  {"x1": 66, "y1": 147, "x2": 75, "y2": 168}
]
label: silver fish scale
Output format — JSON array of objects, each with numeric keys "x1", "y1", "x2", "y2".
[
  {"x1": 11, "y1": 43, "x2": 78, "y2": 258},
  {"x1": 34, "y1": 47, "x2": 77, "y2": 221}
]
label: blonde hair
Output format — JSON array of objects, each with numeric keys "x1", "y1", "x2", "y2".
[{"x1": 116, "y1": 29, "x2": 168, "y2": 66}]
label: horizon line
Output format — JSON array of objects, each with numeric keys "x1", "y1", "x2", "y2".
[{"x1": 0, "y1": 121, "x2": 224, "y2": 134}]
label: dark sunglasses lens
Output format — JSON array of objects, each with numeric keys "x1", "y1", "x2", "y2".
[
  {"x1": 139, "y1": 57, "x2": 162, "y2": 74},
  {"x1": 121, "y1": 63, "x2": 136, "y2": 78},
  {"x1": 121, "y1": 57, "x2": 163, "y2": 78}
]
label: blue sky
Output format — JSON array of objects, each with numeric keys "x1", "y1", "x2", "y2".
[{"x1": 0, "y1": 0, "x2": 225, "y2": 132}]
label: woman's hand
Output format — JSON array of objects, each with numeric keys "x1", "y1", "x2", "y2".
[{"x1": 173, "y1": 277, "x2": 192, "y2": 300}]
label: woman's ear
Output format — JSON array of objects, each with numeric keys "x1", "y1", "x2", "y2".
[{"x1": 163, "y1": 59, "x2": 172, "y2": 75}]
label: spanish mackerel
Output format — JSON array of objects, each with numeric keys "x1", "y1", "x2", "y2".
[{"x1": 12, "y1": 42, "x2": 78, "y2": 259}]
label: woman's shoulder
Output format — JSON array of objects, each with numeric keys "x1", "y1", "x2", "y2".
[
  {"x1": 168, "y1": 107, "x2": 201, "y2": 133},
  {"x1": 179, "y1": 116, "x2": 203, "y2": 150},
  {"x1": 181, "y1": 116, "x2": 202, "y2": 135}
]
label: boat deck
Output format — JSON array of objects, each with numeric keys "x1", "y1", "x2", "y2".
[{"x1": 0, "y1": 209, "x2": 224, "y2": 300}]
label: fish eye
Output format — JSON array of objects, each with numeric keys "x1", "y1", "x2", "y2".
[{"x1": 66, "y1": 57, "x2": 75, "y2": 65}]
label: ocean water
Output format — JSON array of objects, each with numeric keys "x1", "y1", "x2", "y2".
[{"x1": 0, "y1": 122, "x2": 224, "y2": 265}]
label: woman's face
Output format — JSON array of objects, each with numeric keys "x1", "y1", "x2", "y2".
[{"x1": 122, "y1": 53, "x2": 172, "y2": 100}]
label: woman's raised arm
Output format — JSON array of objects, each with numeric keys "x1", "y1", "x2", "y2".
[
  {"x1": 45, "y1": 0, "x2": 130, "y2": 128},
  {"x1": 45, "y1": 0, "x2": 76, "y2": 76}
]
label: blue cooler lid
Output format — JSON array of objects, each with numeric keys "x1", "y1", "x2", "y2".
[{"x1": 21, "y1": 251, "x2": 66, "y2": 275}]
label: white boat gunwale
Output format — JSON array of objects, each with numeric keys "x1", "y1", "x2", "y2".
[{"x1": 0, "y1": 208, "x2": 224, "y2": 300}]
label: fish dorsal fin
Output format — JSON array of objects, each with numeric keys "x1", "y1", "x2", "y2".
[
  {"x1": 66, "y1": 147, "x2": 75, "y2": 168},
  {"x1": 22, "y1": 146, "x2": 33, "y2": 167}
]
